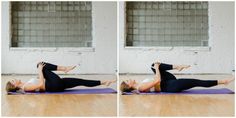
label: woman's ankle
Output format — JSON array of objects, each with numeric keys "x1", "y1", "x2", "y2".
[
  {"x1": 65, "y1": 66, "x2": 76, "y2": 73},
  {"x1": 217, "y1": 80, "x2": 225, "y2": 85}
]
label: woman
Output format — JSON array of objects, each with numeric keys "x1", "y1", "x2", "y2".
[
  {"x1": 120, "y1": 62, "x2": 234, "y2": 93},
  {"x1": 6, "y1": 62, "x2": 116, "y2": 93}
]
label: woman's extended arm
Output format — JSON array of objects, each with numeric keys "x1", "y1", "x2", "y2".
[
  {"x1": 23, "y1": 63, "x2": 45, "y2": 91},
  {"x1": 138, "y1": 63, "x2": 161, "y2": 92}
]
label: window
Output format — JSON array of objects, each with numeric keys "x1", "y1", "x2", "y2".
[
  {"x1": 11, "y1": 2, "x2": 92, "y2": 47},
  {"x1": 126, "y1": 2, "x2": 208, "y2": 47}
]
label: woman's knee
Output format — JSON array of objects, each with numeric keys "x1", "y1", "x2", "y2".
[{"x1": 37, "y1": 61, "x2": 45, "y2": 68}]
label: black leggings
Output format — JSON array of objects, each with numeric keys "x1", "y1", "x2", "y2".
[
  {"x1": 151, "y1": 63, "x2": 218, "y2": 92},
  {"x1": 41, "y1": 62, "x2": 101, "y2": 92}
]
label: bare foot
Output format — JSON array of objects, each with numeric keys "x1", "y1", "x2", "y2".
[
  {"x1": 101, "y1": 79, "x2": 117, "y2": 86},
  {"x1": 223, "y1": 76, "x2": 235, "y2": 85},
  {"x1": 65, "y1": 66, "x2": 76, "y2": 73},
  {"x1": 177, "y1": 65, "x2": 191, "y2": 71},
  {"x1": 218, "y1": 76, "x2": 235, "y2": 85}
]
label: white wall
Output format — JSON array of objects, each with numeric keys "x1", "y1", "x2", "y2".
[
  {"x1": 1, "y1": 2, "x2": 117, "y2": 74},
  {"x1": 119, "y1": 2, "x2": 235, "y2": 74}
]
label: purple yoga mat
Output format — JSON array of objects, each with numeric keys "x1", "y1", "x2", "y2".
[
  {"x1": 122, "y1": 88, "x2": 234, "y2": 95},
  {"x1": 8, "y1": 88, "x2": 117, "y2": 95}
]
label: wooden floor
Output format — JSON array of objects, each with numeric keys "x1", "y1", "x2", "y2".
[
  {"x1": 2, "y1": 75, "x2": 117, "y2": 116},
  {"x1": 119, "y1": 74, "x2": 235, "y2": 116},
  {"x1": 120, "y1": 94, "x2": 234, "y2": 116}
]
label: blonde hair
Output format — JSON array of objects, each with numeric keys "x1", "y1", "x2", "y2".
[
  {"x1": 120, "y1": 81, "x2": 135, "y2": 93},
  {"x1": 6, "y1": 81, "x2": 20, "y2": 92}
]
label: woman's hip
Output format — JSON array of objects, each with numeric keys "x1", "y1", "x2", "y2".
[
  {"x1": 160, "y1": 81, "x2": 181, "y2": 92},
  {"x1": 45, "y1": 81, "x2": 65, "y2": 92}
]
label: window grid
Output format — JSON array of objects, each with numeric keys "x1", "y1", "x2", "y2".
[
  {"x1": 11, "y1": 2, "x2": 92, "y2": 47},
  {"x1": 126, "y1": 2, "x2": 209, "y2": 47}
]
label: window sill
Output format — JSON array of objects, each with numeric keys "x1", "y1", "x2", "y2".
[
  {"x1": 9, "y1": 47, "x2": 95, "y2": 52},
  {"x1": 124, "y1": 46, "x2": 211, "y2": 51}
]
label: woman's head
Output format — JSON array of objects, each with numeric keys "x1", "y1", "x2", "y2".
[
  {"x1": 6, "y1": 79, "x2": 22, "y2": 92},
  {"x1": 120, "y1": 79, "x2": 136, "y2": 92}
]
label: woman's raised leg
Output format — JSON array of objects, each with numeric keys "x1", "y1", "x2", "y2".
[
  {"x1": 37, "y1": 62, "x2": 76, "y2": 73},
  {"x1": 151, "y1": 62, "x2": 190, "y2": 73}
]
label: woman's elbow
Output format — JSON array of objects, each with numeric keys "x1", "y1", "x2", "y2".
[
  {"x1": 154, "y1": 79, "x2": 161, "y2": 84},
  {"x1": 38, "y1": 82, "x2": 44, "y2": 87}
]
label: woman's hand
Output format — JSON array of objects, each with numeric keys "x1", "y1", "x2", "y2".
[
  {"x1": 38, "y1": 62, "x2": 46, "y2": 71},
  {"x1": 154, "y1": 61, "x2": 161, "y2": 65},
  {"x1": 154, "y1": 62, "x2": 160, "y2": 70}
]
